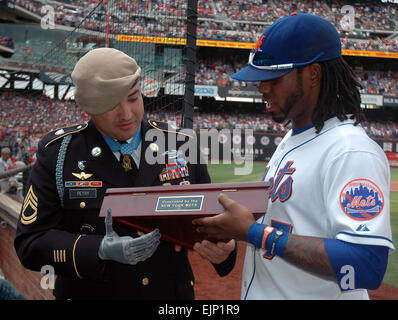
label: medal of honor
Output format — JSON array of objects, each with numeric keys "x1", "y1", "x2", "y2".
[{"x1": 122, "y1": 154, "x2": 133, "y2": 172}]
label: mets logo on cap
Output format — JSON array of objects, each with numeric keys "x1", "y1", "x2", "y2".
[
  {"x1": 254, "y1": 35, "x2": 265, "y2": 52},
  {"x1": 339, "y1": 178, "x2": 384, "y2": 221}
]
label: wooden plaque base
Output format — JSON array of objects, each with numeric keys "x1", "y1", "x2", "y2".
[{"x1": 99, "y1": 181, "x2": 269, "y2": 249}]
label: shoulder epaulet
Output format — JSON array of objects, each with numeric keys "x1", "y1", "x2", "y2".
[
  {"x1": 44, "y1": 122, "x2": 89, "y2": 148},
  {"x1": 147, "y1": 120, "x2": 193, "y2": 138}
]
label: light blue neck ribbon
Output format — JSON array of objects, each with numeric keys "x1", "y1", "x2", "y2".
[{"x1": 102, "y1": 124, "x2": 142, "y2": 155}]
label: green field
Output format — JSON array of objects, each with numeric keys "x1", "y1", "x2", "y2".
[
  {"x1": 385, "y1": 190, "x2": 398, "y2": 287},
  {"x1": 207, "y1": 162, "x2": 398, "y2": 288}
]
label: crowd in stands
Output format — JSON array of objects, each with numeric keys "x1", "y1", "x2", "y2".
[
  {"x1": 0, "y1": 87, "x2": 398, "y2": 201},
  {"x1": 0, "y1": 92, "x2": 89, "y2": 160},
  {"x1": 1, "y1": 91, "x2": 398, "y2": 150},
  {"x1": 1, "y1": 52, "x2": 395, "y2": 96},
  {"x1": 357, "y1": 70, "x2": 398, "y2": 95},
  {"x1": 332, "y1": 0, "x2": 397, "y2": 32},
  {"x1": 341, "y1": 36, "x2": 398, "y2": 52},
  {"x1": 9, "y1": 0, "x2": 398, "y2": 52},
  {"x1": 147, "y1": 110, "x2": 398, "y2": 141},
  {"x1": 193, "y1": 58, "x2": 398, "y2": 95},
  {"x1": 1, "y1": 0, "x2": 397, "y2": 206},
  {"x1": 147, "y1": 110, "x2": 288, "y2": 133}
]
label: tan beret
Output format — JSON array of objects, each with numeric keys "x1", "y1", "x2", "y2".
[{"x1": 71, "y1": 48, "x2": 141, "y2": 115}]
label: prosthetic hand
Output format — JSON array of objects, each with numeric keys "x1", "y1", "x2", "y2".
[{"x1": 98, "y1": 209, "x2": 161, "y2": 265}]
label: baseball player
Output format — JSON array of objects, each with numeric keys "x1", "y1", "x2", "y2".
[{"x1": 193, "y1": 13, "x2": 395, "y2": 299}]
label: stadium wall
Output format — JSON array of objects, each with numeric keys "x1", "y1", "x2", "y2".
[{"x1": 196, "y1": 130, "x2": 398, "y2": 163}]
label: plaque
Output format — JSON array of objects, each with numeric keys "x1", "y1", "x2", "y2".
[
  {"x1": 156, "y1": 195, "x2": 204, "y2": 212},
  {"x1": 99, "y1": 181, "x2": 270, "y2": 249}
]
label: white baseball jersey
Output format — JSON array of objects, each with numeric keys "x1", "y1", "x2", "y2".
[{"x1": 242, "y1": 116, "x2": 395, "y2": 300}]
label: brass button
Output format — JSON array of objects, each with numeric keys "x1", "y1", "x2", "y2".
[
  {"x1": 190, "y1": 280, "x2": 194, "y2": 287},
  {"x1": 142, "y1": 277, "x2": 149, "y2": 286},
  {"x1": 137, "y1": 231, "x2": 144, "y2": 236},
  {"x1": 80, "y1": 202, "x2": 86, "y2": 208}
]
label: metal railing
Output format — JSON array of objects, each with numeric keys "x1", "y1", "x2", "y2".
[
  {"x1": 0, "y1": 162, "x2": 33, "y2": 196},
  {"x1": 0, "y1": 163, "x2": 33, "y2": 180}
]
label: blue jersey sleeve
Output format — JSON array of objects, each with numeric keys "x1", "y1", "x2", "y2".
[{"x1": 324, "y1": 239, "x2": 389, "y2": 291}]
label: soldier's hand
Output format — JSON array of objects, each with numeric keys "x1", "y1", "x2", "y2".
[
  {"x1": 98, "y1": 209, "x2": 161, "y2": 265},
  {"x1": 193, "y1": 239, "x2": 236, "y2": 264}
]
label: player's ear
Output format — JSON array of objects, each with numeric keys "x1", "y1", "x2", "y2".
[{"x1": 309, "y1": 63, "x2": 322, "y2": 87}]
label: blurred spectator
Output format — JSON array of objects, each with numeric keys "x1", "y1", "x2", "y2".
[
  {"x1": 1, "y1": 177, "x2": 23, "y2": 203},
  {"x1": 0, "y1": 147, "x2": 12, "y2": 192}
]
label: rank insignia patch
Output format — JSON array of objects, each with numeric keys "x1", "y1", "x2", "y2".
[{"x1": 21, "y1": 185, "x2": 38, "y2": 225}]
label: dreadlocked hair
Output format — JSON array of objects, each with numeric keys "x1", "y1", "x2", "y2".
[{"x1": 312, "y1": 57, "x2": 365, "y2": 133}]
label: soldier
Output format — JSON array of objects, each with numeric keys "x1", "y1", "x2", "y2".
[{"x1": 14, "y1": 48, "x2": 236, "y2": 300}]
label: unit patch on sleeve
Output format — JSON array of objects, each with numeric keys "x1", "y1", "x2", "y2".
[{"x1": 339, "y1": 178, "x2": 384, "y2": 221}]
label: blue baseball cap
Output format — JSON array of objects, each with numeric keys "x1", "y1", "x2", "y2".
[{"x1": 232, "y1": 13, "x2": 342, "y2": 82}]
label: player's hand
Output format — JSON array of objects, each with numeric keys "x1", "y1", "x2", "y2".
[
  {"x1": 98, "y1": 209, "x2": 161, "y2": 265},
  {"x1": 193, "y1": 239, "x2": 235, "y2": 264},
  {"x1": 192, "y1": 193, "x2": 255, "y2": 241}
]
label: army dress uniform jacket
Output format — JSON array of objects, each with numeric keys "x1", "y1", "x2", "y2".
[{"x1": 14, "y1": 119, "x2": 236, "y2": 300}]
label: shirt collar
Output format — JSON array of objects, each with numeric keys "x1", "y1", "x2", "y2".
[{"x1": 102, "y1": 124, "x2": 142, "y2": 153}]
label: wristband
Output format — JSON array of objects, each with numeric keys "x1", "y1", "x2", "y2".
[
  {"x1": 270, "y1": 230, "x2": 289, "y2": 258},
  {"x1": 247, "y1": 223, "x2": 289, "y2": 257},
  {"x1": 247, "y1": 223, "x2": 275, "y2": 252},
  {"x1": 247, "y1": 223, "x2": 268, "y2": 248}
]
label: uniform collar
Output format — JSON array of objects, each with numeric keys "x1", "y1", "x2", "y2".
[{"x1": 101, "y1": 124, "x2": 142, "y2": 153}]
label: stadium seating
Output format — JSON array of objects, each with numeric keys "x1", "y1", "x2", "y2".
[
  {"x1": 8, "y1": 0, "x2": 398, "y2": 52},
  {"x1": 0, "y1": 0, "x2": 396, "y2": 154},
  {"x1": 1, "y1": 92, "x2": 397, "y2": 147}
]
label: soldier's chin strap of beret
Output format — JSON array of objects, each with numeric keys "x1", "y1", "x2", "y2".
[{"x1": 324, "y1": 239, "x2": 389, "y2": 291}]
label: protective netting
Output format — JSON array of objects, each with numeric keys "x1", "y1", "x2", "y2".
[{"x1": 0, "y1": 0, "x2": 196, "y2": 128}]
